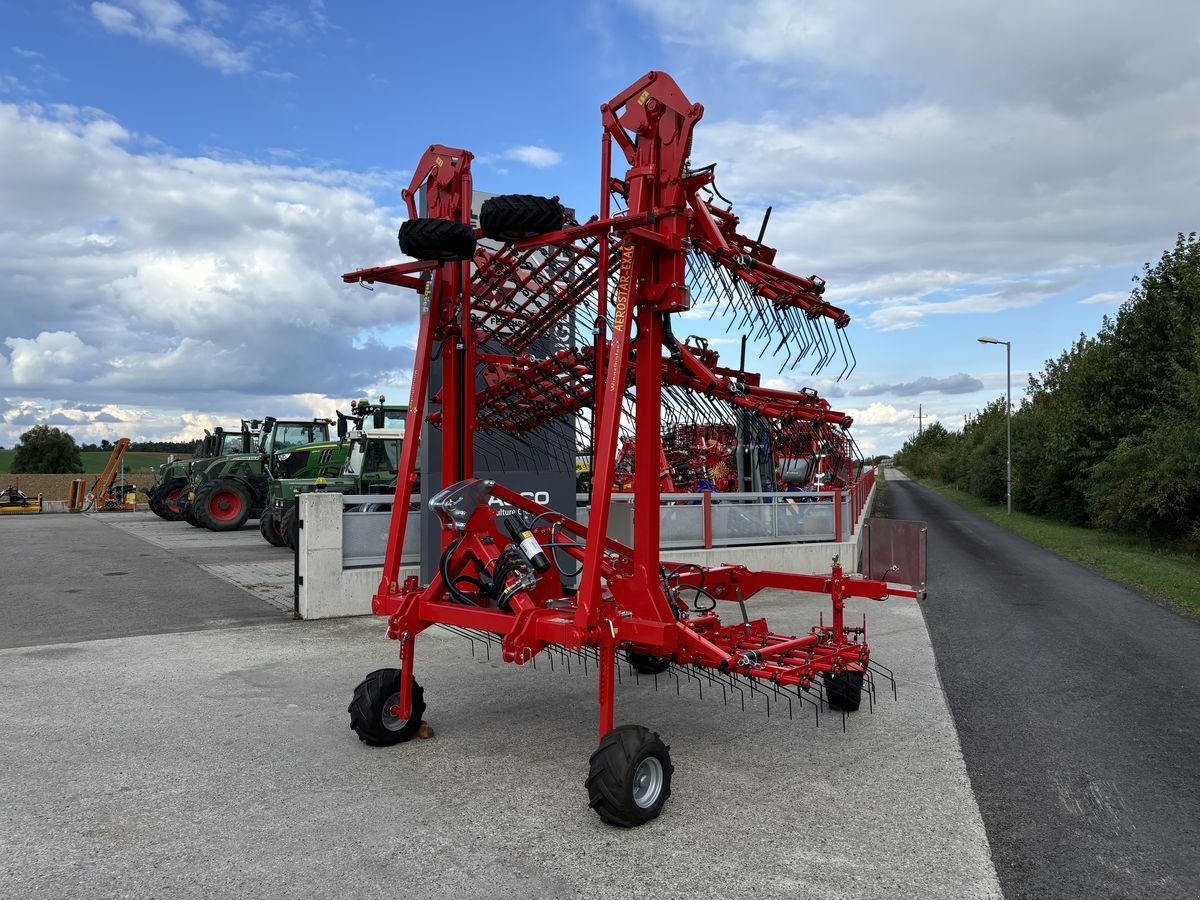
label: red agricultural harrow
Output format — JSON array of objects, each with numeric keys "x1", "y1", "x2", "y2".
[{"x1": 343, "y1": 71, "x2": 923, "y2": 827}]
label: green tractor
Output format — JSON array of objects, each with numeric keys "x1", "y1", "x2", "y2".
[
  {"x1": 270, "y1": 424, "x2": 409, "y2": 550},
  {"x1": 182, "y1": 416, "x2": 334, "y2": 532},
  {"x1": 148, "y1": 425, "x2": 251, "y2": 521},
  {"x1": 259, "y1": 399, "x2": 408, "y2": 547}
]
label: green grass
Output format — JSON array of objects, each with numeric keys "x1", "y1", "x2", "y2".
[
  {"x1": 911, "y1": 475, "x2": 1200, "y2": 615},
  {"x1": 0, "y1": 450, "x2": 172, "y2": 474}
]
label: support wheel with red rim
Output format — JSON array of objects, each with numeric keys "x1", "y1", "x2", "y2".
[{"x1": 204, "y1": 480, "x2": 252, "y2": 531}]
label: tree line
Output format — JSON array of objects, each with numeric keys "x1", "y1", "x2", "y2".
[
  {"x1": 896, "y1": 233, "x2": 1199, "y2": 544},
  {"x1": 4, "y1": 428, "x2": 199, "y2": 474}
]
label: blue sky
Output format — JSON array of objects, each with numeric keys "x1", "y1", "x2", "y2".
[{"x1": 1, "y1": 0, "x2": 1197, "y2": 453}]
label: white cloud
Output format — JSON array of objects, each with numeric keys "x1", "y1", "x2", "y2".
[
  {"x1": 0, "y1": 101, "x2": 417, "y2": 444},
  {"x1": 866, "y1": 281, "x2": 1069, "y2": 331},
  {"x1": 5, "y1": 332, "x2": 103, "y2": 386},
  {"x1": 90, "y1": 0, "x2": 252, "y2": 74},
  {"x1": 503, "y1": 145, "x2": 563, "y2": 168},
  {"x1": 843, "y1": 402, "x2": 913, "y2": 427},
  {"x1": 1078, "y1": 290, "x2": 1126, "y2": 306},
  {"x1": 626, "y1": 0, "x2": 1200, "y2": 333}
]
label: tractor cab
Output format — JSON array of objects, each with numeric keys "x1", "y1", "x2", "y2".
[
  {"x1": 217, "y1": 427, "x2": 248, "y2": 455},
  {"x1": 342, "y1": 428, "x2": 405, "y2": 494},
  {"x1": 258, "y1": 417, "x2": 331, "y2": 458},
  {"x1": 265, "y1": 428, "x2": 410, "y2": 548},
  {"x1": 338, "y1": 397, "x2": 407, "y2": 438}
]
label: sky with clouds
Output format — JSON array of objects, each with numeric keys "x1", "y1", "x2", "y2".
[{"x1": 1, "y1": 0, "x2": 1196, "y2": 453}]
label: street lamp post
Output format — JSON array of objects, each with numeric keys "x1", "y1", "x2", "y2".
[{"x1": 978, "y1": 336, "x2": 1012, "y2": 514}]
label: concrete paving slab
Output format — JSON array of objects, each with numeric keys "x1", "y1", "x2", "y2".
[
  {"x1": 0, "y1": 590, "x2": 1001, "y2": 899},
  {"x1": 201, "y1": 559, "x2": 295, "y2": 612},
  {"x1": 97, "y1": 512, "x2": 273, "y2": 552}
]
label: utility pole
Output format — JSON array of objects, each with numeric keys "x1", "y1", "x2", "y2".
[{"x1": 912, "y1": 404, "x2": 923, "y2": 436}]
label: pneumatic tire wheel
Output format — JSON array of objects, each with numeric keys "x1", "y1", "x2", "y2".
[
  {"x1": 824, "y1": 669, "x2": 864, "y2": 712},
  {"x1": 258, "y1": 506, "x2": 288, "y2": 547},
  {"x1": 280, "y1": 504, "x2": 298, "y2": 550},
  {"x1": 182, "y1": 493, "x2": 207, "y2": 528},
  {"x1": 160, "y1": 482, "x2": 186, "y2": 521},
  {"x1": 147, "y1": 485, "x2": 166, "y2": 518},
  {"x1": 586, "y1": 724, "x2": 673, "y2": 827},
  {"x1": 397, "y1": 218, "x2": 476, "y2": 261},
  {"x1": 479, "y1": 194, "x2": 564, "y2": 242},
  {"x1": 205, "y1": 481, "x2": 252, "y2": 531},
  {"x1": 348, "y1": 668, "x2": 426, "y2": 746},
  {"x1": 626, "y1": 651, "x2": 672, "y2": 675}
]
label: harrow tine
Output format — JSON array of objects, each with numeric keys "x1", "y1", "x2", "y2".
[
  {"x1": 838, "y1": 325, "x2": 857, "y2": 380},
  {"x1": 795, "y1": 684, "x2": 821, "y2": 727},
  {"x1": 867, "y1": 659, "x2": 898, "y2": 701}
]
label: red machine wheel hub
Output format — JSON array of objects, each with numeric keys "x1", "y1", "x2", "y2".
[{"x1": 209, "y1": 490, "x2": 242, "y2": 522}]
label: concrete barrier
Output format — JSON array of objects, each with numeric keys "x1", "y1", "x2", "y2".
[
  {"x1": 296, "y1": 492, "x2": 418, "y2": 619},
  {"x1": 296, "y1": 484, "x2": 875, "y2": 619}
]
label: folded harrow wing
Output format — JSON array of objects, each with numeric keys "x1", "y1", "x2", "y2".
[{"x1": 342, "y1": 72, "x2": 923, "y2": 827}]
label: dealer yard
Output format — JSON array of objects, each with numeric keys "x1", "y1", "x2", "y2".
[{"x1": 0, "y1": 512, "x2": 1000, "y2": 899}]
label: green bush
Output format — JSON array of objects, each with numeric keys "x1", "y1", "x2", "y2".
[{"x1": 10, "y1": 425, "x2": 84, "y2": 474}]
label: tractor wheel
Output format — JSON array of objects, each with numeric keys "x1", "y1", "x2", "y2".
[
  {"x1": 147, "y1": 485, "x2": 166, "y2": 518},
  {"x1": 348, "y1": 668, "x2": 426, "y2": 746},
  {"x1": 626, "y1": 651, "x2": 672, "y2": 675},
  {"x1": 160, "y1": 482, "x2": 186, "y2": 521},
  {"x1": 204, "y1": 481, "x2": 252, "y2": 531},
  {"x1": 182, "y1": 492, "x2": 207, "y2": 528},
  {"x1": 479, "y1": 194, "x2": 564, "y2": 242},
  {"x1": 586, "y1": 724, "x2": 673, "y2": 828},
  {"x1": 824, "y1": 669, "x2": 864, "y2": 712},
  {"x1": 280, "y1": 504, "x2": 299, "y2": 549},
  {"x1": 397, "y1": 218, "x2": 476, "y2": 261},
  {"x1": 258, "y1": 506, "x2": 288, "y2": 547}
]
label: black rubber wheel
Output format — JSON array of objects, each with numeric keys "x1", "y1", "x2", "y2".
[
  {"x1": 397, "y1": 217, "x2": 476, "y2": 261},
  {"x1": 479, "y1": 194, "x2": 563, "y2": 242},
  {"x1": 182, "y1": 488, "x2": 208, "y2": 528},
  {"x1": 147, "y1": 484, "x2": 166, "y2": 518},
  {"x1": 626, "y1": 651, "x2": 672, "y2": 675},
  {"x1": 348, "y1": 668, "x2": 426, "y2": 746},
  {"x1": 160, "y1": 481, "x2": 186, "y2": 521},
  {"x1": 824, "y1": 669, "x2": 864, "y2": 712},
  {"x1": 586, "y1": 724, "x2": 673, "y2": 827},
  {"x1": 204, "y1": 480, "x2": 252, "y2": 531},
  {"x1": 280, "y1": 503, "x2": 299, "y2": 549},
  {"x1": 258, "y1": 506, "x2": 288, "y2": 547}
]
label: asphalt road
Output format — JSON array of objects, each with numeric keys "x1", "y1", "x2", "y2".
[{"x1": 885, "y1": 473, "x2": 1200, "y2": 900}]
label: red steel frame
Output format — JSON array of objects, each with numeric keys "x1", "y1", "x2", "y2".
[{"x1": 343, "y1": 73, "x2": 920, "y2": 742}]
